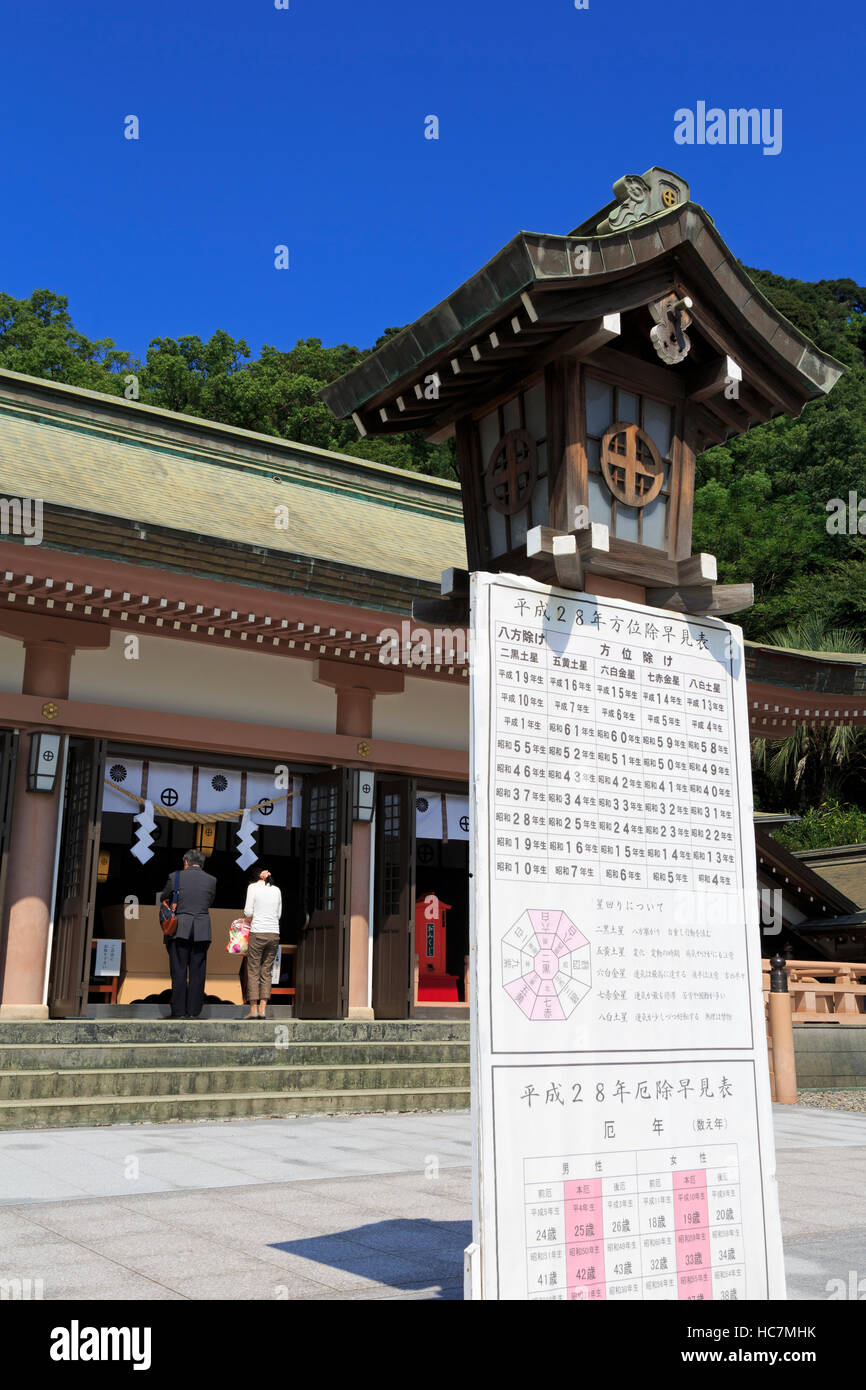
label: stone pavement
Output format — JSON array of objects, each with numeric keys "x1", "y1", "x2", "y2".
[
  {"x1": 774, "y1": 1103, "x2": 866, "y2": 1300},
  {"x1": 0, "y1": 1112, "x2": 471, "y2": 1300},
  {"x1": 0, "y1": 1104, "x2": 863, "y2": 1299}
]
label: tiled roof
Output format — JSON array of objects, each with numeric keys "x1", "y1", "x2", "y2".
[{"x1": 0, "y1": 370, "x2": 467, "y2": 587}]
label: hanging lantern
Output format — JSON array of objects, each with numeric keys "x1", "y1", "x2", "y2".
[
  {"x1": 26, "y1": 731, "x2": 62, "y2": 793},
  {"x1": 352, "y1": 769, "x2": 375, "y2": 822},
  {"x1": 195, "y1": 822, "x2": 217, "y2": 857}
]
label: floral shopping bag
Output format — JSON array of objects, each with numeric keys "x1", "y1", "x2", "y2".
[{"x1": 226, "y1": 918, "x2": 250, "y2": 954}]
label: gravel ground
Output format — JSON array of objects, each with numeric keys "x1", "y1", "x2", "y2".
[{"x1": 796, "y1": 1089, "x2": 866, "y2": 1112}]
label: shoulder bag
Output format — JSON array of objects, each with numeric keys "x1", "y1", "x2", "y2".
[{"x1": 159, "y1": 870, "x2": 180, "y2": 937}]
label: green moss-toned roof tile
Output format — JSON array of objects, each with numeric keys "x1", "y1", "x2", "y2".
[{"x1": 0, "y1": 387, "x2": 467, "y2": 584}]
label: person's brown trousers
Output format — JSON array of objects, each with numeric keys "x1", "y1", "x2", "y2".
[{"x1": 246, "y1": 933, "x2": 279, "y2": 1001}]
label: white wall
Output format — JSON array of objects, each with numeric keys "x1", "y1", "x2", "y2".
[
  {"x1": 70, "y1": 632, "x2": 336, "y2": 732},
  {"x1": 0, "y1": 637, "x2": 25, "y2": 693},
  {"x1": 373, "y1": 673, "x2": 468, "y2": 750}
]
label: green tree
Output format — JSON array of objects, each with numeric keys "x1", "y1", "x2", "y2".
[
  {"x1": 773, "y1": 800, "x2": 866, "y2": 852},
  {"x1": 0, "y1": 289, "x2": 132, "y2": 390},
  {"x1": 694, "y1": 269, "x2": 866, "y2": 642}
]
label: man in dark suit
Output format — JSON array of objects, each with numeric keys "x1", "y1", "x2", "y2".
[{"x1": 160, "y1": 849, "x2": 217, "y2": 1019}]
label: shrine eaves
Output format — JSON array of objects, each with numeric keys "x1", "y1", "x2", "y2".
[{"x1": 321, "y1": 167, "x2": 845, "y2": 618}]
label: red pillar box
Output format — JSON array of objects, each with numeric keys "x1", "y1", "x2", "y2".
[{"x1": 415, "y1": 894, "x2": 460, "y2": 1002}]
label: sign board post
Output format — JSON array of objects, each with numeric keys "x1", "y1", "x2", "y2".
[{"x1": 468, "y1": 572, "x2": 785, "y2": 1301}]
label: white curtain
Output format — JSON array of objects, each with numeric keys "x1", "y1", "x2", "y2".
[
  {"x1": 446, "y1": 795, "x2": 471, "y2": 841},
  {"x1": 106, "y1": 761, "x2": 302, "y2": 828},
  {"x1": 416, "y1": 790, "x2": 444, "y2": 839},
  {"x1": 416, "y1": 792, "x2": 470, "y2": 841},
  {"x1": 147, "y1": 762, "x2": 194, "y2": 814},
  {"x1": 247, "y1": 771, "x2": 290, "y2": 827},
  {"x1": 103, "y1": 758, "x2": 143, "y2": 813},
  {"x1": 197, "y1": 766, "x2": 242, "y2": 815}
]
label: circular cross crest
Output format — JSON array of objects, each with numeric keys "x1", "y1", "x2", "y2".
[
  {"x1": 600, "y1": 423, "x2": 664, "y2": 508},
  {"x1": 662, "y1": 187, "x2": 679, "y2": 208},
  {"x1": 256, "y1": 799, "x2": 274, "y2": 817},
  {"x1": 484, "y1": 429, "x2": 537, "y2": 517},
  {"x1": 160, "y1": 787, "x2": 179, "y2": 807}
]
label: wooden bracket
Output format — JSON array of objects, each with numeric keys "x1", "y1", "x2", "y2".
[
  {"x1": 677, "y1": 553, "x2": 718, "y2": 585},
  {"x1": 411, "y1": 568, "x2": 470, "y2": 625},
  {"x1": 441, "y1": 568, "x2": 470, "y2": 600},
  {"x1": 573, "y1": 521, "x2": 611, "y2": 567},
  {"x1": 646, "y1": 581, "x2": 754, "y2": 616},
  {"x1": 527, "y1": 527, "x2": 584, "y2": 589},
  {"x1": 527, "y1": 522, "x2": 610, "y2": 591}
]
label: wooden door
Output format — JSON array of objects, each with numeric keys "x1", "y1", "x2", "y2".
[
  {"x1": 0, "y1": 731, "x2": 18, "y2": 941},
  {"x1": 295, "y1": 768, "x2": 351, "y2": 1019},
  {"x1": 49, "y1": 738, "x2": 106, "y2": 1018},
  {"x1": 372, "y1": 777, "x2": 416, "y2": 1019}
]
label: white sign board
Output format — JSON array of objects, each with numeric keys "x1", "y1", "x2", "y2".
[
  {"x1": 468, "y1": 572, "x2": 784, "y2": 1301},
  {"x1": 94, "y1": 939, "x2": 123, "y2": 977}
]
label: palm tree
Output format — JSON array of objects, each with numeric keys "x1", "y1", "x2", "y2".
[{"x1": 751, "y1": 619, "x2": 866, "y2": 808}]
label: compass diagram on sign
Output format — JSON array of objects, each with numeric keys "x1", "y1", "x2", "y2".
[{"x1": 501, "y1": 909, "x2": 592, "y2": 1021}]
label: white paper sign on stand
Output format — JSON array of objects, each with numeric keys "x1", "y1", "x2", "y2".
[
  {"x1": 94, "y1": 939, "x2": 123, "y2": 977},
  {"x1": 467, "y1": 572, "x2": 785, "y2": 1301}
]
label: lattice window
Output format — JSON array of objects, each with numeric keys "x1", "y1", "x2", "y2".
[
  {"x1": 382, "y1": 791, "x2": 402, "y2": 918},
  {"x1": 477, "y1": 381, "x2": 548, "y2": 558},
  {"x1": 306, "y1": 781, "x2": 339, "y2": 912},
  {"x1": 585, "y1": 377, "x2": 674, "y2": 548},
  {"x1": 59, "y1": 750, "x2": 92, "y2": 901}
]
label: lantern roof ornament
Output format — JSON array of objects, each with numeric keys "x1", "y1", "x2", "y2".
[{"x1": 320, "y1": 166, "x2": 844, "y2": 447}]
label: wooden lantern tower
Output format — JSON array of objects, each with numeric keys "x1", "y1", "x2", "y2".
[{"x1": 320, "y1": 167, "x2": 844, "y2": 617}]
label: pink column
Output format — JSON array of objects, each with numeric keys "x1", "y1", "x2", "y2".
[
  {"x1": 564, "y1": 1178, "x2": 606, "y2": 1299},
  {"x1": 0, "y1": 641, "x2": 72, "y2": 1018},
  {"x1": 674, "y1": 1169, "x2": 712, "y2": 1300},
  {"x1": 313, "y1": 660, "x2": 405, "y2": 1021}
]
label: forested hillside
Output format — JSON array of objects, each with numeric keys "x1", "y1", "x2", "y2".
[{"x1": 1, "y1": 269, "x2": 864, "y2": 643}]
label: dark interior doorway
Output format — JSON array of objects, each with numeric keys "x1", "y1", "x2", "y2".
[
  {"x1": 415, "y1": 838, "x2": 470, "y2": 998},
  {"x1": 95, "y1": 812, "x2": 306, "y2": 993}
]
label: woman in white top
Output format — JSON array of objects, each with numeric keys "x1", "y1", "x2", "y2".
[{"x1": 241, "y1": 868, "x2": 282, "y2": 1019}]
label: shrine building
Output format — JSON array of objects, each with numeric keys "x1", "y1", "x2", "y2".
[{"x1": 1, "y1": 166, "x2": 865, "y2": 1023}]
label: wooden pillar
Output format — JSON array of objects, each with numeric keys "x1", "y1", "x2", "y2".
[
  {"x1": 0, "y1": 616, "x2": 110, "y2": 1019},
  {"x1": 314, "y1": 660, "x2": 405, "y2": 1021},
  {"x1": 768, "y1": 955, "x2": 797, "y2": 1104},
  {"x1": 0, "y1": 641, "x2": 72, "y2": 1018}
]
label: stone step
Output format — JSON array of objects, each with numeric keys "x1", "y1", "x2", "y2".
[
  {"x1": 0, "y1": 1020, "x2": 470, "y2": 1045},
  {"x1": 0, "y1": 1085, "x2": 472, "y2": 1129},
  {"x1": 0, "y1": 1062, "x2": 470, "y2": 1101},
  {"x1": 0, "y1": 1040, "x2": 470, "y2": 1071}
]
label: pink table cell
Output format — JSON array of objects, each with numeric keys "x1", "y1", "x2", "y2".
[
  {"x1": 675, "y1": 1169, "x2": 710, "y2": 1298},
  {"x1": 674, "y1": 1170, "x2": 708, "y2": 1231},
  {"x1": 673, "y1": 1169, "x2": 706, "y2": 1191},
  {"x1": 564, "y1": 1179, "x2": 603, "y2": 1200},
  {"x1": 569, "y1": 1283, "x2": 607, "y2": 1301},
  {"x1": 564, "y1": 1206, "x2": 603, "y2": 1242},
  {"x1": 678, "y1": 1267, "x2": 713, "y2": 1300},
  {"x1": 563, "y1": 1179, "x2": 603, "y2": 1243},
  {"x1": 676, "y1": 1227, "x2": 711, "y2": 1296},
  {"x1": 566, "y1": 1238, "x2": 605, "y2": 1294}
]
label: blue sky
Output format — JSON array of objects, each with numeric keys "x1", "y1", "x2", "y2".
[{"x1": 1, "y1": 0, "x2": 861, "y2": 364}]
